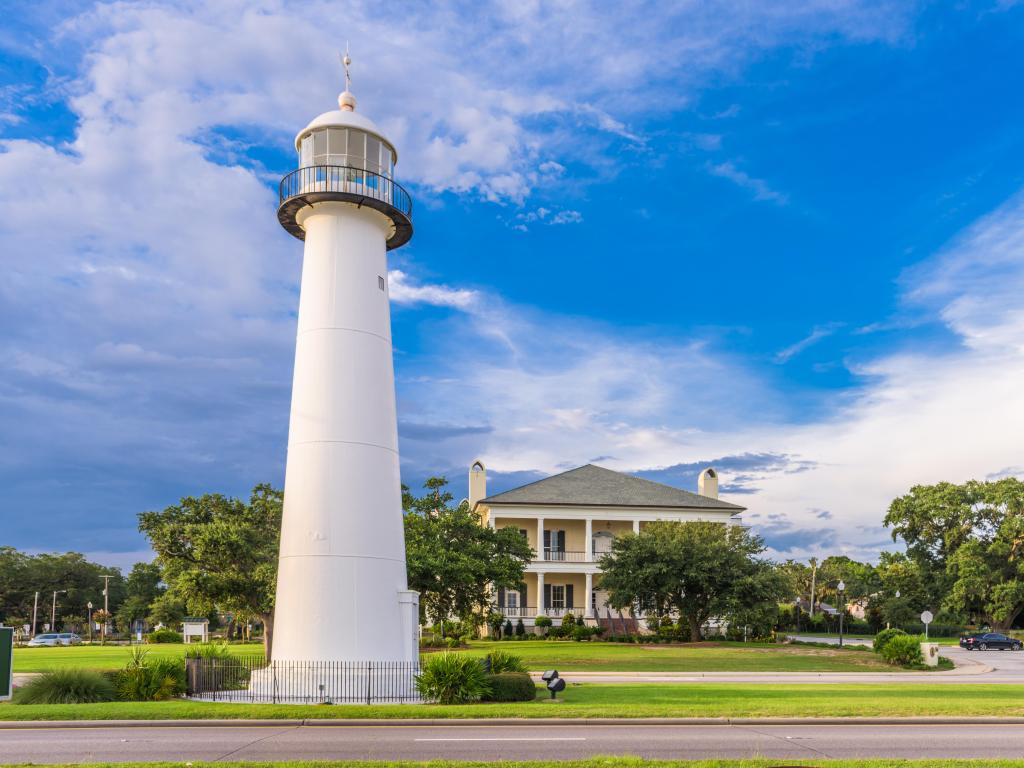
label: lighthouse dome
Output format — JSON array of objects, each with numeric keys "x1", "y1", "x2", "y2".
[{"x1": 294, "y1": 107, "x2": 398, "y2": 175}]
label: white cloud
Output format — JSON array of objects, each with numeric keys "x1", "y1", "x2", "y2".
[
  {"x1": 707, "y1": 160, "x2": 789, "y2": 204},
  {"x1": 0, "y1": 0, "x2": 925, "y2": 554},
  {"x1": 394, "y1": 190, "x2": 1024, "y2": 563},
  {"x1": 774, "y1": 323, "x2": 844, "y2": 363},
  {"x1": 388, "y1": 270, "x2": 478, "y2": 310}
]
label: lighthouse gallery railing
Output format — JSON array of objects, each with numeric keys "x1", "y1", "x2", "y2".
[{"x1": 279, "y1": 165, "x2": 413, "y2": 220}]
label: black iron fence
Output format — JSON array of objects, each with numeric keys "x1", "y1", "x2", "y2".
[
  {"x1": 279, "y1": 165, "x2": 413, "y2": 220},
  {"x1": 185, "y1": 656, "x2": 421, "y2": 704}
]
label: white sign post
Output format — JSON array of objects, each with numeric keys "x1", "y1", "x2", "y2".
[{"x1": 921, "y1": 610, "x2": 934, "y2": 639}]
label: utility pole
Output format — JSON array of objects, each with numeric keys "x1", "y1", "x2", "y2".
[
  {"x1": 51, "y1": 590, "x2": 66, "y2": 632},
  {"x1": 31, "y1": 592, "x2": 39, "y2": 638},
  {"x1": 809, "y1": 557, "x2": 818, "y2": 618},
  {"x1": 102, "y1": 575, "x2": 111, "y2": 644}
]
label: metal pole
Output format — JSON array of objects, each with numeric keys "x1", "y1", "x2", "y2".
[
  {"x1": 102, "y1": 575, "x2": 110, "y2": 644},
  {"x1": 809, "y1": 559, "x2": 817, "y2": 618},
  {"x1": 31, "y1": 592, "x2": 38, "y2": 638},
  {"x1": 51, "y1": 591, "x2": 57, "y2": 631}
]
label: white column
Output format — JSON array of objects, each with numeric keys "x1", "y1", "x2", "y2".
[
  {"x1": 585, "y1": 572, "x2": 594, "y2": 619},
  {"x1": 633, "y1": 519, "x2": 640, "y2": 534},
  {"x1": 537, "y1": 517, "x2": 545, "y2": 561},
  {"x1": 585, "y1": 518, "x2": 593, "y2": 560},
  {"x1": 487, "y1": 513, "x2": 496, "y2": 530},
  {"x1": 537, "y1": 571, "x2": 545, "y2": 617}
]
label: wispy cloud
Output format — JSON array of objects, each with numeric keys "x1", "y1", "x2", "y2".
[
  {"x1": 774, "y1": 323, "x2": 844, "y2": 363},
  {"x1": 706, "y1": 160, "x2": 789, "y2": 204}
]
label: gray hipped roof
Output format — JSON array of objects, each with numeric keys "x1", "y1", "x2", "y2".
[{"x1": 481, "y1": 464, "x2": 745, "y2": 511}]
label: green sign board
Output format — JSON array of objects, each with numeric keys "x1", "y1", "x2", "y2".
[{"x1": 0, "y1": 626, "x2": 12, "y2": 701}]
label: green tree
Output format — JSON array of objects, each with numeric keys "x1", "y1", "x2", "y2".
[
  {"x1": 116, "y1": 562, "x2": 166, "y2": 633},
  {"x1": 138, "y1": 484, "x2": 282, "y2": 656},
  {"x1": 403, "y1": 478, "x2": 533, "y2": 631},
  {"x1": 886, "y1": 477, "x2": 1024, "y2": 629},
  {"x1": 599, "y1": 521, "x2": 788, "y2": 641},
  {"x1": 0, "y1": 547, "x2": 123, "y2": 631}
]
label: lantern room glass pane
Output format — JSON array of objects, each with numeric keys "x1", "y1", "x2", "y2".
[
  {"x1": 312, "y1": 130, "x2": 328, "y2": 164},
  {"x1": 366, "y1": 136, "x2": 381, "y2": 173},
  {"x1": 327, "y1": 128, "x2": 346, "y2": 164},
  {"x1": 300, "y1": 135, "x2": 313, "y2": 167},
  {"x1": 347, "y1": 130, "x2": 365, "y2": 169}
]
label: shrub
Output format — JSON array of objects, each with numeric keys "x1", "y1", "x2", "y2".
[
  {"x1": 482, "y1": 672, "x2": 536, "y2": 702},
  {"x1": 873, "y1": 627, "x2": 908, "y2": 653},
  {"x1": 571, "y1": 626, "x2": 592, "y2": 642},
  {"x1": 414, "y1": 652, "x2": 490, "y2": 704},
  {"x1": 13, "y1": 669, "x2": 117, "y2": 704},
  {"x1": 486, "y1": 649, "x2": 527, "y2": 674},
  {"x1": 147, "y1": 629, "x2": 183, "y2": 644},
  {"x1": 561, "y1": 613, "x2": 577, "y2": 628},
  {"x1": 880, "y1": 634, "x2": 924, "y2": 667},
  {"x1": 116, "y1": 658, "x2": 186, "y2": 700},
  {"x1": 534, "y1": 615, "x2": 552, "y2": 628},
  {"x1": 504, "y1": 619, "x2": 514, "y2": 637},
  {"x1": 515, "y1": 618, "x2": 525, "y2": 636},
  {"x1": 445, "y1": 636, "x2": 460, "y2": 649},
  {"x1": 184, "y1": 641, "x2": 232, "y2": 659}
]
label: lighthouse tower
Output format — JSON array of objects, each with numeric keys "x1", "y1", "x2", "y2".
[{"x1": 271, "y1": 54, "x2": 418, "y2": 674}]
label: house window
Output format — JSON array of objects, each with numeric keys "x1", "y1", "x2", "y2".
[
  {"x1": 550, "y1": 585, "x2": 565, "y2": 611},
  {"x1": 506, "y1": 591, "x2": 518, "y2": 612},
  {"x1": 544, "y1": 529, "x2": 566, "y2": 560}
]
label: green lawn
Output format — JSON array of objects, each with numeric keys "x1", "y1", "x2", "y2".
[
  {"x1": 2, "y1": 683, "x2": 1021, "y2": 720},
  {"x1": 11, "y1": 642, "x2": 263, "y2": 672},
  {"x1": 10, "y1": 762, "x2": 1024, "y2": 768},
  {"x1": 449, "y1": 640, "x2": 896, "y2": 672},
  {"x1": 13, "y1": 639, "x2": 942, "y2": 674}
]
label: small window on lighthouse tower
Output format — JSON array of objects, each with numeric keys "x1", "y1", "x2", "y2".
[{"x1": 378, "y1": 275, "x2": 386, "y2": 292}]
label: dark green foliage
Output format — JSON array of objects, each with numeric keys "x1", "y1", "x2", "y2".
[
  {"x1": 504, "y1": 619, "x2": 514, "y2": 636},
  {"x1": 600, "y1": 521, "x2": 789, "y2": 641},
  {"x1": 486, "y1": 649, "x2": 527, "y2": 673},
  {"x1": 183, "y1": 641, "x2": 232, "y2": 659},
  {"x1": 534, "y1": 615, "x2": 552, "y2": 628},
  {"x1": 138, "y1": 484, "x2": 281, "y2": 658},
  {"x1": 414, "y1": 652, "x2": 490, "y2": 704},
  {"x1": 403, "y1": 478, "x2": 532, "y2": 630},
  {"x1": 482, "y1": 672, "x2": 536, "y2": 702},
  {"x1": 13, "y1": 669, "x2": 117, "y2": 704},
  {"x1": 147, "y1": 629, "x2": 183, "y2": 644},
  {"x1": 115, "y1": 658, "x2": 186, "y2": 700},
  {"x1": 515, "y1": 618, "x2": 525, "y2": 636},
  {"x1": 880, "y1": 634, "x2": 925, "y2": 667},
  {"x1": 873, "y1": 627, "x2": 908, "y2": 653}
]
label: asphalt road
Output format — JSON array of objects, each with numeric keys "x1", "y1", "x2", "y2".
[{"x1": 7, "y1": 723, "x2": 1024, "y2": 763}]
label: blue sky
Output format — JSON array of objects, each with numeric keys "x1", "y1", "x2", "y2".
[{"x1": 2, "y1": 1, "x2": 1024, "y2": 568}]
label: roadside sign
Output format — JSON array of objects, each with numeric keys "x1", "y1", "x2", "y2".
[
  {"x1": 0, "y1": 626, "x2": 13, "y2": 701},
  {"x1": 921, "y1": 610, "x2": 934, "y2": 639}
]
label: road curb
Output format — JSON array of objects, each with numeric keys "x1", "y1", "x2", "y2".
[{"x1": 6, "y1": 716, "x2": 1024, "y2": 729}]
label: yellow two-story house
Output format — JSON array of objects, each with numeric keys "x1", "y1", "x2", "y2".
[{"x1": 469, "y1": 462, "x2": 745, "y2": 628}]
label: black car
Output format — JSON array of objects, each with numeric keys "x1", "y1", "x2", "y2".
[{"x1": 960, "y1": 632, "x2": 1022, "y2": 651}]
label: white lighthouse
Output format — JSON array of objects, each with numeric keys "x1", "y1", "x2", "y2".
[{"x1": 270, "y1": 55, "x2": 419, "y2": 679}]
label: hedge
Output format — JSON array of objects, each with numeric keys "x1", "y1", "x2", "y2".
[{"x1": 482, "y1": 672, "x2": 536, "y2": 702}]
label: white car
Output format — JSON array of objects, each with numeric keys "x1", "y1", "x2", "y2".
[{"x1": 27, "y1": 632, "x2": 82, "y2": 647}]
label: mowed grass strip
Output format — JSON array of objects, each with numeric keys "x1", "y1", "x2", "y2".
[
  {"x1": 11, "y1": 643, "x2": 264, "y2": 672},
  {"x1": 451, "y1": 640, "x2": 895, "y2": 672},
  {"x1": 9, "y1": 761, "x2": 1024, "y2": 768},
  {"x1": 2, "y1": 683, "x2": 1023, "y2": 720},
  {"x1": 13, "y1": 640, "x2": 895, "y2": 674}
]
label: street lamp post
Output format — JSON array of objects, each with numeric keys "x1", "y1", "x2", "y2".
[
  {"x1": 837, "y1": 580, "x2": 846, "y2": 648},
  {"x1": 51, "y1": 590, "x2": 67, "y2": 633},
  {"x1": 87, "y1": 602, "x2": 93, "y2": 643}
]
